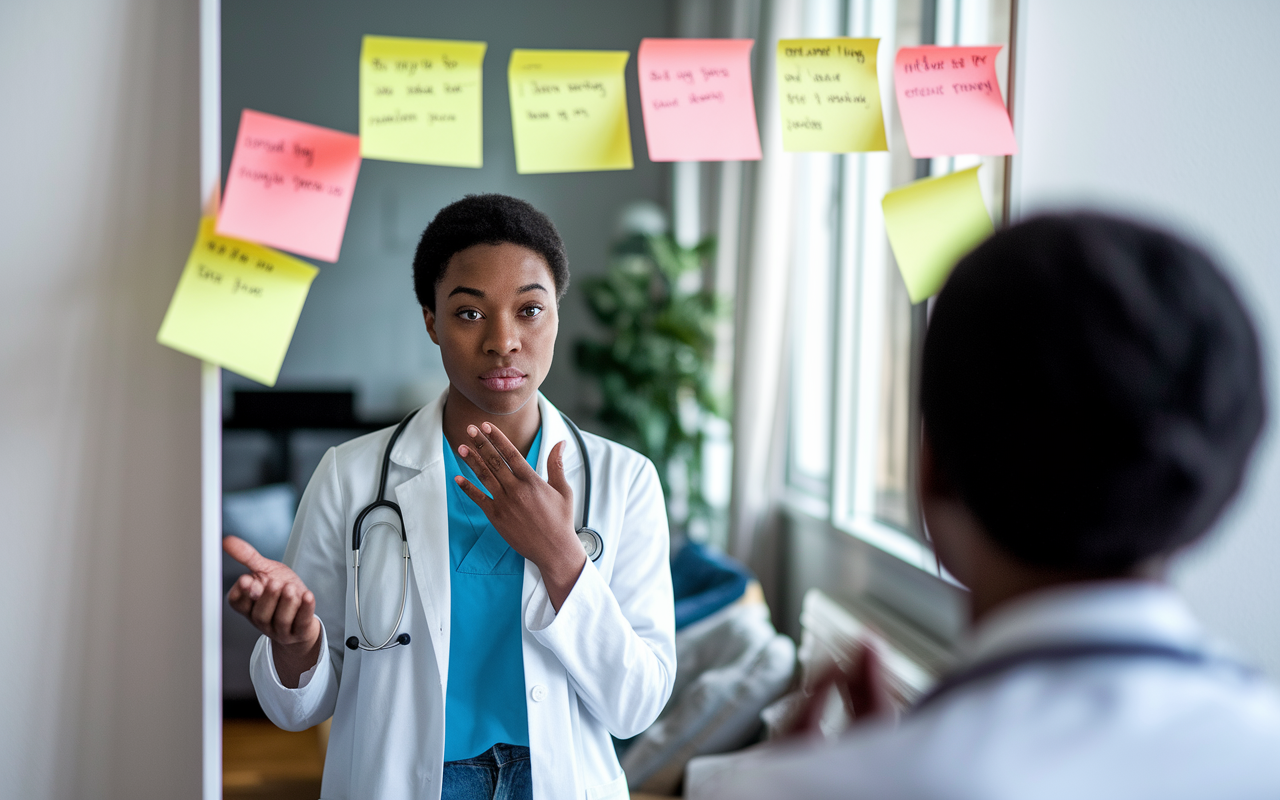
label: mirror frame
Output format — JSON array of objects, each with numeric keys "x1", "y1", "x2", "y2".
[{"x1": 199, "y1": 1, "x2": 223, "y2": 798}]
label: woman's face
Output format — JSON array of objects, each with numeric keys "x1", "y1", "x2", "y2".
[{"x1": 424, "y1": 242, "x2": 559, "y2": 417}]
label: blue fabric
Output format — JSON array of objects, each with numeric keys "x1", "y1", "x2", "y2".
[
  {"x1": 670, "y1": 541, "x2": 753, "y2": 630},
  {"x1": 442, "y1": 428, "x2": 542, "y2": 762},
  {"x1": 442, "y1": 743, "x2": 533, "y2": 800}
]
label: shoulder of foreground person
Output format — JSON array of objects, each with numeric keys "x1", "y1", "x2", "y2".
[{"x1": 702, "y1": 662, "x2": 1280, "y2": 800}]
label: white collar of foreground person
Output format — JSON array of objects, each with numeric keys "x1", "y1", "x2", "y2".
[
  {"x1": 694, "y1": 580, "x2": 1280, "y2": 800},
  {"x1": 960, "y1": 580, "x2": 1212, "y2": 664}
]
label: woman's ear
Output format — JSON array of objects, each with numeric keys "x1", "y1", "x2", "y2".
[{"x1": 423, "y1": 307, "x2": 439, "y2": 345}]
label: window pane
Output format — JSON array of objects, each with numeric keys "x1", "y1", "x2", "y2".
[
  {"x1": 874, "y1": 255, "x2": 913, "y2": 529},
  {"x1": 789, "y1": 153, "x2": 838, "y2": 487}
]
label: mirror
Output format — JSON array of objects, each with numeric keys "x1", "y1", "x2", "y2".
[{"x1": 216, "y1": 1, "x2": 672, "y2": 795}]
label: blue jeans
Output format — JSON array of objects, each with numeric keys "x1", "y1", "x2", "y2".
[{"x1": 442, "y1": 743, "x2": 532, "y2": 800}]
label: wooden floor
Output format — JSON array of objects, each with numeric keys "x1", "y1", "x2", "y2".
[{"x1": 224, "y1": 719, "x2": 325, "y2": 800}]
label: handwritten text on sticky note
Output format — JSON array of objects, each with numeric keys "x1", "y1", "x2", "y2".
[
  {"x1": 360, "y1": 36, "x2": 487, "y2": 167},
  {"x1": 216, "y1": 109, "x2": 362, "y2": 263},
  {"x1": 637, "y1": 39, "x2": 761, "y2": 162},
  {"x1": 777, "y1": 38, "x2": 887, "y2": 152},
  {"x1": 894, "y1": 46, "x2": 1016, "y2": 158},
  {"x1": 157, "y1": 218, "x2": 318, "y2": 386},
  {"x1": 508, "y1": 50, "x2": 633, "y2": 174},
  {"x1": 882, "y1": 166, "x2": 993, "y2": 304}
]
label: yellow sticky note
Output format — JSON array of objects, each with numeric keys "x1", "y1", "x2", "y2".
[
  {"x1": 882, "y1": 166, "x2": 993, "y2": 304},
  {"x1": 508, "y1": 49, "x2": 633, "y2": 174},
  {"x1": 777, "y1": 38, "x2": 887, "y2": 152},
  {"x1": 360, "y1": 36, "x2": 487, "y2": 167},
  {"x1": 157, "y1": 218, "x2": 318, "y2": 386}
]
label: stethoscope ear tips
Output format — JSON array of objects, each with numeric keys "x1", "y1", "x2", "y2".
[{"x1": 346, "y1": 633, "x2": 411, "y2": 651}]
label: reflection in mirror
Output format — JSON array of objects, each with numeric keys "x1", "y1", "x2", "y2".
[{"x1": 217, "y1": 2, "x2": 671, "y2": 796}]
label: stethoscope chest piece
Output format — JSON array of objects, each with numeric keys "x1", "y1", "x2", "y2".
[{"x1": 577, "y1": 527, "x2": 604, "y2": 562}]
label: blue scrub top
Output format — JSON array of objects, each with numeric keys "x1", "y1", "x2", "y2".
[{"x1": 441, "y1": 427, "x2": 542, "y2": 761}]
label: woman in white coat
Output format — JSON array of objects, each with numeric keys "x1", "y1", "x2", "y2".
[{"x1": 224, "y1": 194, "x2": 677, "y2": 800}]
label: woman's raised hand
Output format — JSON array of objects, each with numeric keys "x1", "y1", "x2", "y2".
[
  {"x1": 455, "y1": 421, "x2": 586, "y2": 611},
  {"x1": 224, "y1": 535, "x2": 323, "y2": 687}
]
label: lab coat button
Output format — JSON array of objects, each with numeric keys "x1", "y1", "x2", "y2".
[{"x1": 530, "y1": 684, "x2": 547, "y2": 702}]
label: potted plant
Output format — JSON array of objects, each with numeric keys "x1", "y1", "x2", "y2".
[{"x1": 574, "y1": 231, "x2": 727, "y2": 536}]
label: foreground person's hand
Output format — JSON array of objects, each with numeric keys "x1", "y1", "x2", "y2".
[
  {"x1": 224, "y1": 535, "x2": 322, "y2": 688},
  {"x1": 455, "y1": 421, "x2": 586, "y2": 611},
  {"x1": 782, "y1": 642, "x2": 897, "y2": 739}
]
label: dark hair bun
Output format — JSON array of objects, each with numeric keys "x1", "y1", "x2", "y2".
[{"x1": 922, "y1": 213, "x2": 1266, "y2": 572}]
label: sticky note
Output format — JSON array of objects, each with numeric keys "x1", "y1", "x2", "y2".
[
  {"x1": 637, "y1": 39, "x2": 762, "y2": 162},
  {"x1": 508, "y1": 50, "x2": 633, "y2": 174},
  {"x1": 158, "y1": 218, "x2": 318, "y2": 386},
  {"x1": 217, "y1": 109, "x2": 362, "y2": 262},
  {"x1": 776, "y1": 38, "x2": 887, "y2": 152},
  {"x1": 359, "y1": 36, "x2": 487, "y2": 167},
  {"x1": 882, "y1": 166, "x2": 993, "y2": 304},
  {"x1": 894, "y1": 46, "x2": 1017, "y2": 157}
]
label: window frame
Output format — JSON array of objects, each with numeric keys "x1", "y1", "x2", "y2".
[{"x1": 782, "y1": 0, "x2": 1009, "y2": 586}]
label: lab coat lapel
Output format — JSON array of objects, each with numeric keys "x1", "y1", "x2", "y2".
[
  {"x1": 525, "y1": 394, "x2": 584, "y2": 591},
  {"x1": 390, "y1": 391, "x2": 451, "y2": 681},
  {"x1": 387, "y1": 391, "x2": 583, "y2": 683},
  {"x1": 534, "y1": 392, "x2": 583, "y2": 498}
]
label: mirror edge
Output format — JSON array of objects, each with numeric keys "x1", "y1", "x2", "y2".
[{"x1": 199, "y1": 0, "x2": 223, "y2": 798}]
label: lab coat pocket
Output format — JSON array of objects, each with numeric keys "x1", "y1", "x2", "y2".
[{"x1": 586, "y1": 773, "x2": 629, "y2": 800}]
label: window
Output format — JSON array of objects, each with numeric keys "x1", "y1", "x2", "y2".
[
  {"x1": 784, "y1": 0, "x2": 1011, "y2": 576},
  {"x1": 786, "y1": 151, "x2": 840, "y2": 495}
]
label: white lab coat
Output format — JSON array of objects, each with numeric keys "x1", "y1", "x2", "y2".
[
  {"x1": 701, "y1": 582, "x2": 1280, "y2": 800},
  {"x1": 250, "y1": 391, "x2": 677, "y2": 800}
]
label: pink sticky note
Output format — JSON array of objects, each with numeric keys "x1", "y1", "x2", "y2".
[
  {"x1": 894, "y1": 46, "x2": 1017, "y2": 158},
  {"x1": 638, "y1": 39, "x2": 762, "y2": 162},
  {"x1": 217, "y1": 109, "x2": 362, "y2": 263}
]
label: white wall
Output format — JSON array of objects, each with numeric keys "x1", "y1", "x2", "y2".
[
  {"x1": 0, "y1": 1, "x2": 203, "y2": 797},
  {"x1": 1012, "y1": 0, "x2": 1280, "y2": 675}
]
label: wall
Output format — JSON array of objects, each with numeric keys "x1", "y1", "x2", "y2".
[
  {"x1": 0, "y1": 1, "x2": 203, "y2": 797},
  {"x1": 220, "y1": 0, "x2": 673, "y2": 422},
  {"x1": 1012, "y1": 0, "x2": 1280, "y2": 675}
]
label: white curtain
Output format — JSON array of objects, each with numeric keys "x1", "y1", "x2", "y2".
[{"x1": 724, "y1": 0, "x2": 803, "y2": 593}]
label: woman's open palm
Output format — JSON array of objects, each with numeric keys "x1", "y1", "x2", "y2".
[{"x1": 225, "y1": 535, "x2": 320, "y2": 646}]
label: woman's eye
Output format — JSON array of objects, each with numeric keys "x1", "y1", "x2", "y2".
[
  {"x1": 459, "y1": 309, "x2": 482, "y2": 321},
  {"x1": 521, "y1": 306, "x2": 543, "y2": 318}
]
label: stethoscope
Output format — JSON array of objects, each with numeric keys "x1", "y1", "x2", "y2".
[
  {"x1": 911, "y1": 641, "x2": 1248, "y2": 713},
  {"x1": 345, "y1": 408, "x2": 602, "y2": 652}
]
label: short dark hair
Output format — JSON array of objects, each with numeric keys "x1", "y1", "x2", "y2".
[
  {"x1": 921, "y1": 213, "x2": 1265, "y2": 573},
  {"x1": 412, "y1": 194, "x2": 569, "y2": 311}
]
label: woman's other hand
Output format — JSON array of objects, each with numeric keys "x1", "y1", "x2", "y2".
[
  {"x1": 224, "y1": 535, "x2": 323, "y2": 688},
  {"x1": 454, "y1": 421, "x2": 586, "y2": 611}
]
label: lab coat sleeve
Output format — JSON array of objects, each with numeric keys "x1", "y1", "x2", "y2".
[
  {"x1": 525, "y1": 456, "x2": 677, "y2": 738},
  {"x1": 249, "y1": 446, "x2": 348, "y2": 731}
]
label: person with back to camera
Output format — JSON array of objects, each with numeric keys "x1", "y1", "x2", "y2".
[
  {"x1": 221, "y1": 194, "x2": 676, "y2": 800},
  {"x1": 709, "y1": 213, "x2": 1280, "y2": 799}
]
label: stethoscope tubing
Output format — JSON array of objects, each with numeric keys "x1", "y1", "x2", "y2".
[
  {"x1": 352, "y1": 526, "x2": 411, "y2": 651},
  {"x1": 348, "y1": 407, "x2": 598, "y2": 652}
]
